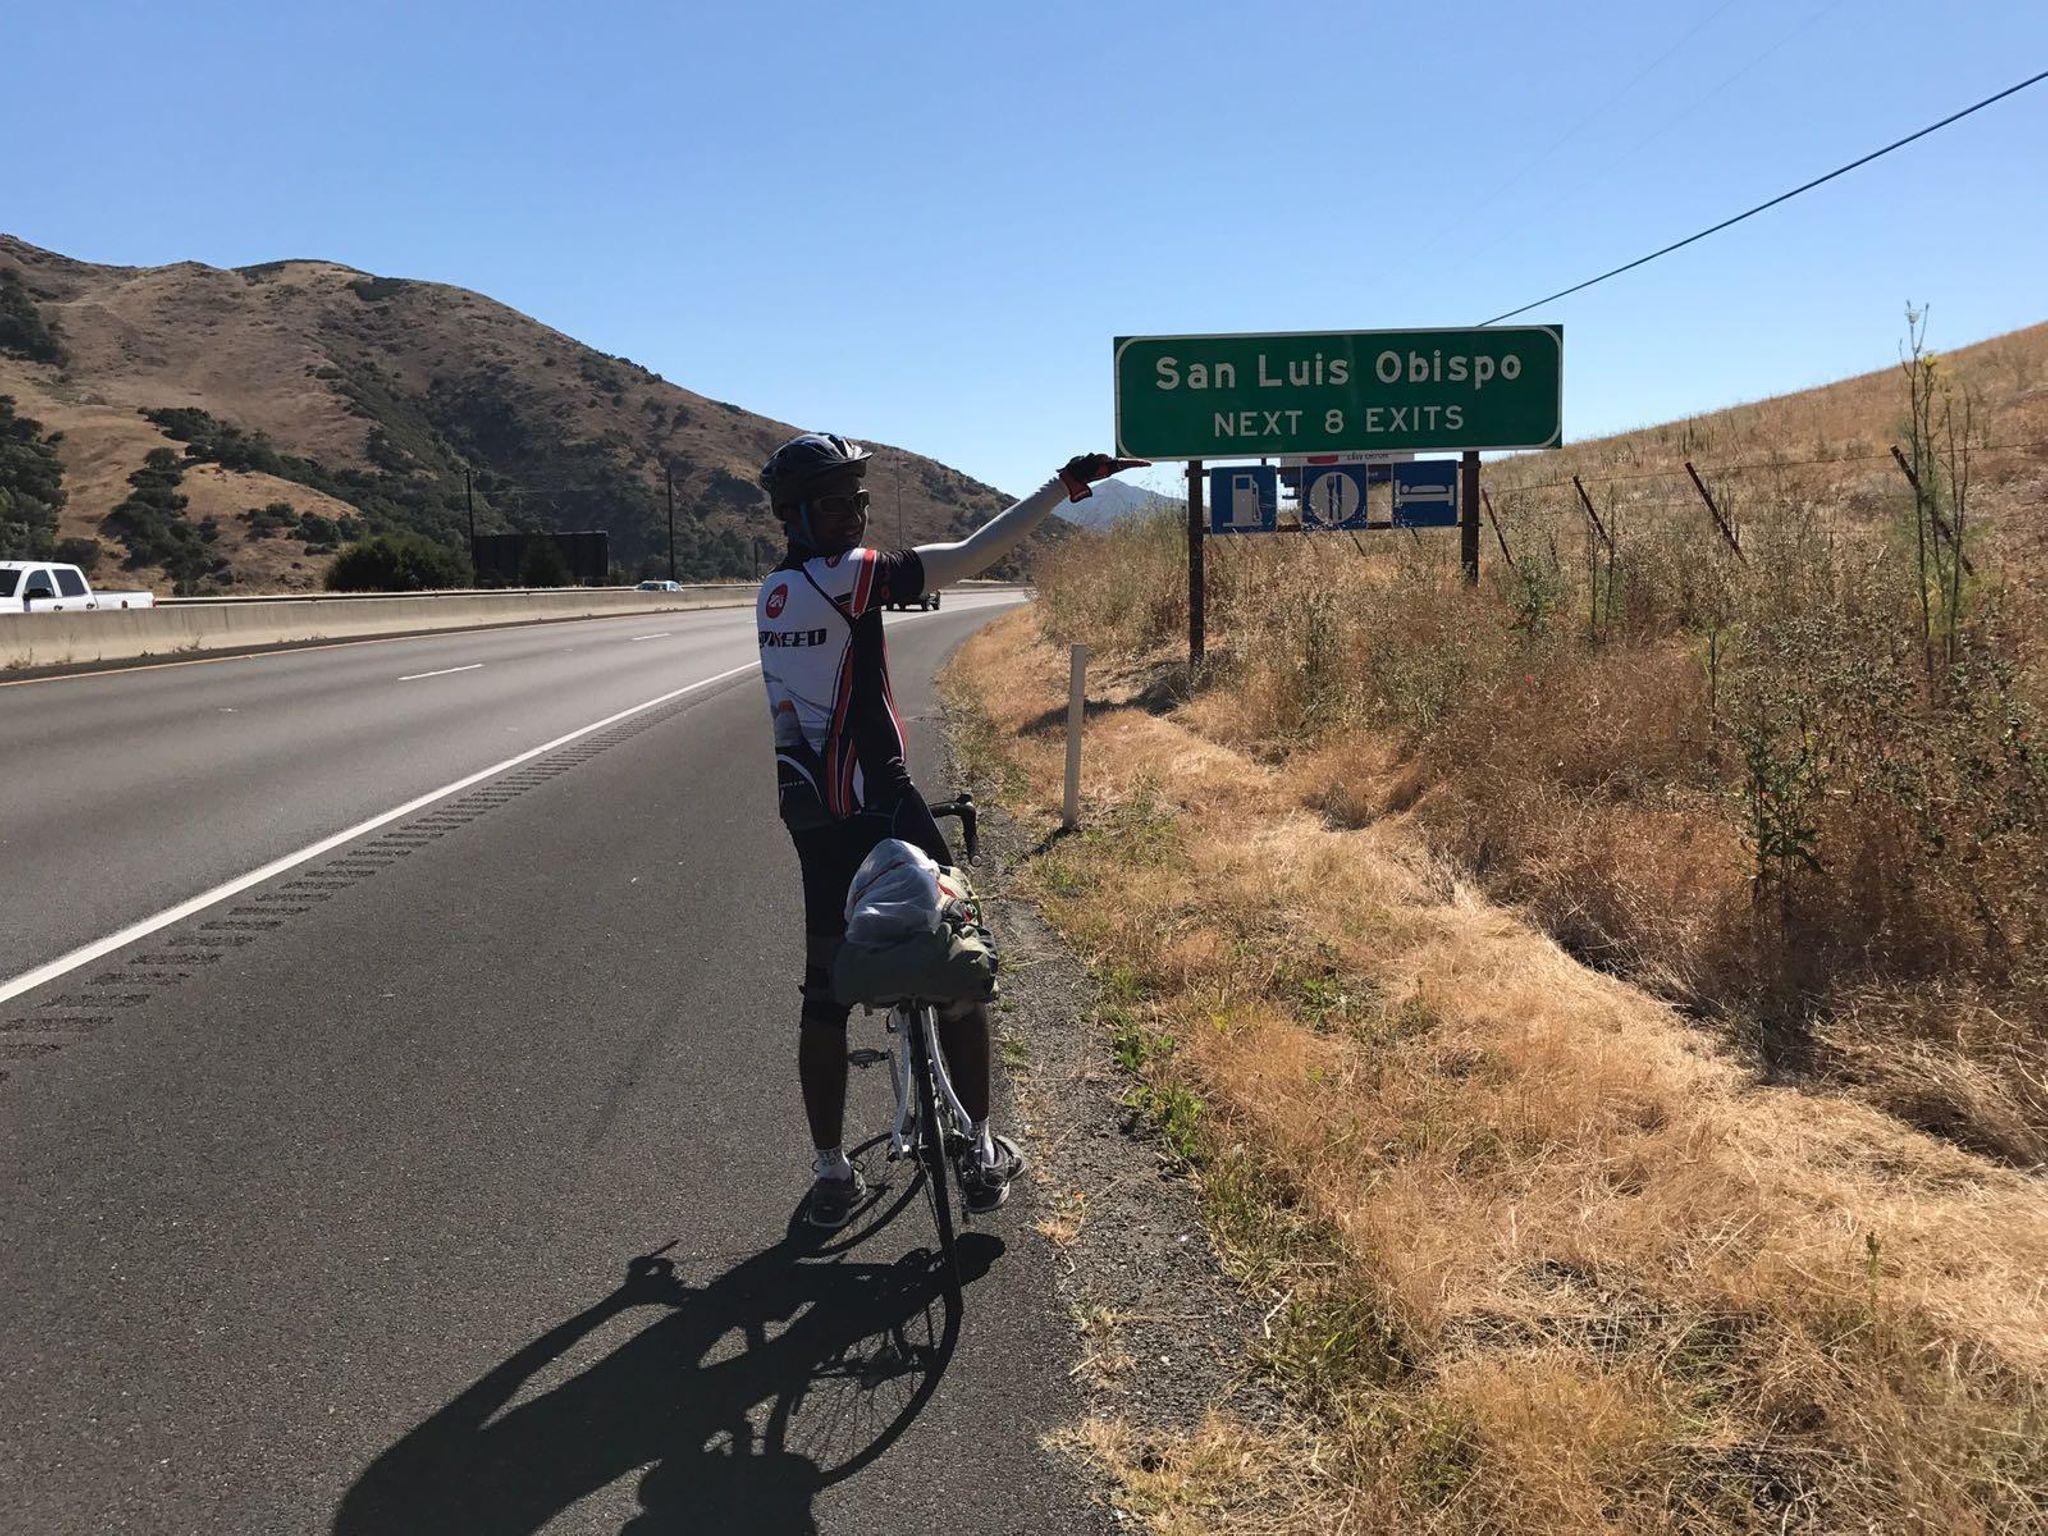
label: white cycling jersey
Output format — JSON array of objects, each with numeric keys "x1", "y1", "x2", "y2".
[
  {"x1": 758, "y1": 547, "x2": 925, "y2": 819},
  {"x1": 756, "y1": 475, "x2": 1067, "y2": 822}
]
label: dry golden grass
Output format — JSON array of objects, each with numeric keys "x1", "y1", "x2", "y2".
[
  {"x1": 1025, "y1": 313, "x2": 2048, "y2": 1180},
  {"x1": 950, "y1": 606, "x2": 2048, "y2": 1533}
]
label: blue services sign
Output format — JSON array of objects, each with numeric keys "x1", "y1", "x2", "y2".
[
  {"x1": 1208, "y1": 465, "x2": 1277, "y2": 534},
  {"x1": 1391, "y1": 460, "x2": 1460, "y2": 528},
  {"x1": 1300, "y1": 464, "x2": 1369, "y2": 530}
]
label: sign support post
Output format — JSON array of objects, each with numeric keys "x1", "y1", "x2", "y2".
[
  {"x1": 1186, "y1": 460, "x2": 1205, "y2": 666},
  {"x1": 1460, "y1": 450, "x2": 1480, "y2": 586}
]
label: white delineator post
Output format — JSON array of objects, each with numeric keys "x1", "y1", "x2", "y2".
[{"x1": 1063, "y1": 643, "x2": 1088, "y2": 831}]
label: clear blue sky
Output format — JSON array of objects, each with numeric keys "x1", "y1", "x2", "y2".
[{"x1": 6, "y1": 0, "x2": 2044, "y2": 498}]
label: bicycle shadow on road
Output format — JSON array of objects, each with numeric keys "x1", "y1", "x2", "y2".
[{"x1": 331, "y1": 1224, "x2": 1000, "y2": 1536}]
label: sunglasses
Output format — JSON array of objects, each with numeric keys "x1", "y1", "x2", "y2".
[{"x1": 810, "y1": 490, "x2": 871, "y2": 519}]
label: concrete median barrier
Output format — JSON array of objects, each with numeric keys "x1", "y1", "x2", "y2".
[{"x1": 0, "y1": 585, "x2": 755, "y2": 672}]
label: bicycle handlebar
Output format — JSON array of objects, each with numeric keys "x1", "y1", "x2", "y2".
[{"x1": 926, "y1": 792, "x2": 978, "y2": 862}]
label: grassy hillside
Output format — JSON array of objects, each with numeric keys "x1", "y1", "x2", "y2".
[
  {"x1": 0, "y1": 235, "x2": 1020, "y2": 592},
  {"x1": 949, "y1": 314, "x2": 2048, "y2": 1532}
]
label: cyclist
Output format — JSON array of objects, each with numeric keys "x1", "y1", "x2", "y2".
[{"x1": 755, "y1": 433, "x2": 1144, "y2": 1229}]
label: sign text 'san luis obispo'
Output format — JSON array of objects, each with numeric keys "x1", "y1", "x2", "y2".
[{"x1": 1114, "y1": 327, "x2": 1562, "y2": 460}]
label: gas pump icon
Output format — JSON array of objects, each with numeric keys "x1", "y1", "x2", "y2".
[
  {"x1": 1227, "y1": 471, "x2": 1264, "y2": 529},
  {"x1": 1207, "y1": 465, "x2": 1277, "y2": 534}
]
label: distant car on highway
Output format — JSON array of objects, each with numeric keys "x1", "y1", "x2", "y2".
[
  {"x1": 636, "y1": 579, "x2": 685, "y2": 592},
  {"x1": 885, "y1": 590, "x2": 941, "y2": 612},
  {"x1": 0, "y1": 561, "x2": 156, "y2": 613}
]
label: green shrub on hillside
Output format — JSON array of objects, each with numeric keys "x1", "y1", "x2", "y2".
[
  {"x1": 144, "y1": 403, "x2": 468, "y2": 553},
  {"x1": 324, "y1": 533, "x2": 469, "y2": 592},
  {"x1": 242, "y1": 500, "x2": 300, "y2": 537},
  {"x1": 0, "y1": 269, "x2": 64, "y2": 365},
  {"x1": 348, "y1": 276, "x2": 411, "y2": 303},
  {"x1": 53, "y1": 536, "x2": 101, "y2": 573},
  {"x1": 0, "y1": 395, "x2": 67, "y2": 557},
  {"x1": 100, "y1": 446, "x2": 222, "y2": 592}
]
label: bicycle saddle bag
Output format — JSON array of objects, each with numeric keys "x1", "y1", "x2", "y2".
[{"x1": 834, "y1": 863, "x2": 998, "y2": 1006}]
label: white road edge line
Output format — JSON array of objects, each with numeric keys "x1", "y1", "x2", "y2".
[
  {"x1": 398, "y1": 663, "x2": 486, "y2": 682},
  {"x1": 0, "y1": 660, "x2": 759, "y2": 1009}
]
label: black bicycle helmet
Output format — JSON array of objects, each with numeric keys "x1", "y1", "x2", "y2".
[{"x1": 759, "y1": 432, "x2": 873, "y2": 510}]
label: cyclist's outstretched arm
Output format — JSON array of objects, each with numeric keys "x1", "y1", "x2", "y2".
[{"x1": 913, "y1": 454, "x2": 1147, "y2": 589}]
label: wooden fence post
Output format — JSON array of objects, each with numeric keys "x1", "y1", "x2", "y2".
[
  {"x1": 1481, "y1": 489, "x2": 1515, "y2": 569},
  {"x1": 1682, "y1": 461, "x2": 1746, "y2": 560},
  {"x1": 1571, "y1": 475, "x2": 1614, "y2": 549},
  {"x1": 1888, "y1": 444, "x2": 1975, "y2": 575}
]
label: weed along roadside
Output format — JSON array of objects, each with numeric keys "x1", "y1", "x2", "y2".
[{"x1": 942, "y1": 328, "x2": 2048, "y2": 1532}]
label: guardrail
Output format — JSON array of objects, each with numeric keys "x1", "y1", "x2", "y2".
[
  {"x1": 1, "y1": 578, "x2": 1033, "y2": 673},
  {"x1": 147, "y1": 578, "x2": 1027, "y2": 606},
  {"x1": 151, "y1": 583, "x2": 755, "y2": 606},
  {"x1": 1, "y1": 584, "x2": 754, "y2": 672}
]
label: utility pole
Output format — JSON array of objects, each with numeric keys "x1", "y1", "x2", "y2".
[
  {"x1": 895, "y1": 467, "x2": 902, "y2": 546},
  {"x1": 664, "y1": 461, "x2": 677, "y2": 581},
  {"x1": 464, "y1": 466, "x2": 477, "y2": 586}
]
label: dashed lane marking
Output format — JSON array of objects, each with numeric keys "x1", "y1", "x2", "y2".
[
  {"x1": 0, "y1": 661, "x2": 757, "y2": 1014},
  {"x1": 397, "y1": 663, "x2": 485, "y2": 682}
]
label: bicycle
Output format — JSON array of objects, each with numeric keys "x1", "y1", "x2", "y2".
[{"x1": 841, "y1": 792, "x2": 983, "y2": 1297}]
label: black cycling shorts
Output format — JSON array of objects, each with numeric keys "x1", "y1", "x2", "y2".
[
  {"x1": 796, "y1": 788, "x2": 952, "y2": 936},
  {"x1": 792, "y1": 788, "x2": 953, "y2": 1024}
]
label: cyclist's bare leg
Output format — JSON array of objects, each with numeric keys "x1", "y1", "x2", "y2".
[{"x1": 936, "y1": 999, "x2": 992, "y2": 1124}]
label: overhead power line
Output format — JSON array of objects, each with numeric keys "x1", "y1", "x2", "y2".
[
  {"x1": 1403, "y1": 0, "x2": 1744, "y2": 278},
  {"x1": 1479, "y1": 67, "x2": 2048, "y2": 327}
]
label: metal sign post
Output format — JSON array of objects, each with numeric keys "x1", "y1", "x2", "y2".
[
  {"x1": 1186, "y1": 460, "x2": 1205, "y2": 666},
  {"x1": 1460, "y1": 450, "x2": 1481, "y2": 585}
]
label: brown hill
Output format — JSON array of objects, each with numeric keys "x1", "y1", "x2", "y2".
[
  {"x1": 0, "y1": 235, "x2": 1019, "y2": 593},
  {"x1": 1483, "y1": 317, "x2": 2048, "y2": 569}
]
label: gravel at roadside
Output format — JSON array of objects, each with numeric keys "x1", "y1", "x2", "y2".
[{"x1": 953, "y1": 726, "x2": 1271, "y2": 1451}]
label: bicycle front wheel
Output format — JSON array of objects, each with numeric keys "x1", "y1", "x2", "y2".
[{"x1": 909, "y1": 1006, "x2": 962, "y2": 1296}]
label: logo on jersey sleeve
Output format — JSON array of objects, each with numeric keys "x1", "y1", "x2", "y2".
[{"x1": 765, "y1": 582, "x2": 789, "y2": 618}]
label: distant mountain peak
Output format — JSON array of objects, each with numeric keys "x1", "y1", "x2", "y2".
[{"x1": 1056, "y1": 477, "x2": 1184, "y2": 530}]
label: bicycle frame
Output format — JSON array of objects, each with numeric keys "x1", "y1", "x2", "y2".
[{"x1": 885, "y1": 1002, "x2": 974, "y2": 1162}]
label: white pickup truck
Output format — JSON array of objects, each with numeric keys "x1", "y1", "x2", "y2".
[{"x1": 0, "y1": 561, "x2": 155, "y2": 613}]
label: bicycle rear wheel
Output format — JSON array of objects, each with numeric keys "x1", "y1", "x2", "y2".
[{"x1": 909, "y1": 1006, "x2": 962, "y2": 1296}]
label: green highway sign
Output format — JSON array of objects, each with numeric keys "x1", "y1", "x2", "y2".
[{"x1": 1114, "y1": 326, "x2": 1562, "y2": 460}]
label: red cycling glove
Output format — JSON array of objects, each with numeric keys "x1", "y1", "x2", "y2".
[{"x1": 1057, "y1": 453, "x2": 1151, "y2": 502}]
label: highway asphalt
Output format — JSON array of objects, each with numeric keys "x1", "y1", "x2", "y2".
[{"x1": 0, "y1": 593, "x2": 1113, "y2": 1534}]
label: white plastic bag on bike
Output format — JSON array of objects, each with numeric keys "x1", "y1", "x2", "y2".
[{"x1": 844, "y1": 838, "x2": 946, "y2": 940}]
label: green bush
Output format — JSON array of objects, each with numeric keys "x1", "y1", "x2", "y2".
[
  {"x1": 101, "y1": 447, "x2": 217, "y2": 591},
  {"x1": 348, "y1": 276, "x2": 411, "y2": 303},
  {"x1": 0, "y1": 270, "x2": 63, "y2": 365},
  {"x1": 1, "y1": 394, "x2": 67, "y2": 556},
  {"x1": 53, "y1": 536, "x2": 101, "y2": 573},
  {"x1": 324, "y1": 534, "x2": 470, "y2": 592},
  {"x1": 242, "y1": 500, "x2": 299, "y2": 538}
]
